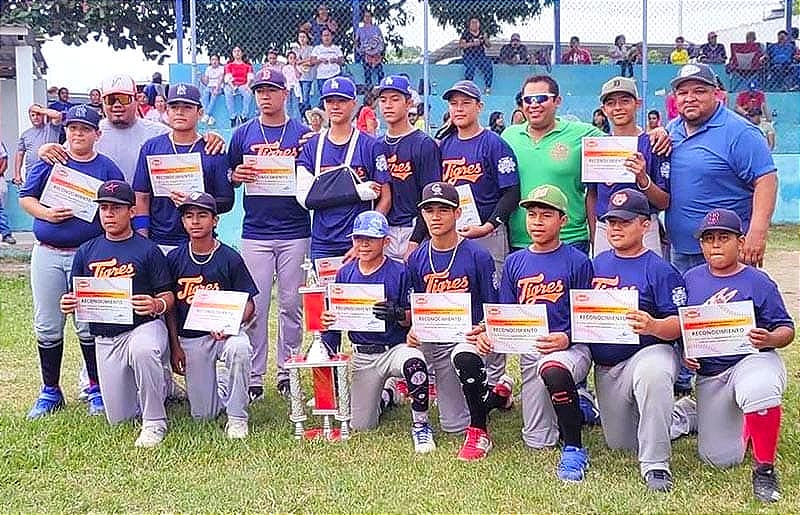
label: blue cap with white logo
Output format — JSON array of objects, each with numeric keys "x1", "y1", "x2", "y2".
[
  {"x1": 376, "y1": 75, "x2": 413, "y2": 97},
  {"x1": 64, "y1": 104, "x2": 101, "y2": 130},
  {"x1": 599, "y1": 188, "x2": 650, "y2": 221},
  {"x1": 694, "y1": 208, "x2": 743, "y2": 238},
  {"x1": 348, "y1": 210, "x2": 389, "y2": 238},
  {"x1": 321, "y1": 76, "x2": 357, "y2": 100},
  {"x1": 167, "y1": 83, "x2": 202, "y2": 106}
]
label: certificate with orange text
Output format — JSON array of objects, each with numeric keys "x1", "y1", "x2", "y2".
[
  {"x1": 315, "y1": 256, "x2": 345, "y2": 287},
  {"x1": 455, "y1": 184, "x2": 481, "y2": 230},
  {"x1": 581, "y1": 136, "x2": 637, "y2": 183},
  {"x1": 484, "y1": 303, "x2": 549, "y2": 354},
  {"x1": 679, "y1": 301, "x2": 757, "y2": 359},
  {"x1": 570, "y1": 289, "x2": 639, "y2": 344},
  {"x1": 243, "y1": 155, "x2": 296, "y2": 196},
  {"x1": 73, "y1": 277, "x2": 132, "y2": 325},
  {"x1": 411, "y1": 293, "x2": 471, "y2": 343},
  {"x1": 328, "y1": 283, "x2": 385, "y2": 332},
  {"x1": 40, "y1": 164, "x2": 103, "y2": 222},
  {"x1": 184, "y1": 290, "x2": 249, "y2": 335},
  {"x1": 146, "y1": 153, "x2": 204, "y2": 197}
]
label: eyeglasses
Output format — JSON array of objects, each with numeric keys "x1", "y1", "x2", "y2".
[
  {"x1": 103, "y1": 94, "x2": 134, "y2": 106},
  {"x1": 522, "y1": 93, "x2": 556, "y2": 105}
]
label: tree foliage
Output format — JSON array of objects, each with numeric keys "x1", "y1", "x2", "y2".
[{"x1": 428, "y1": 0, "x2": 552, "y2": 37}]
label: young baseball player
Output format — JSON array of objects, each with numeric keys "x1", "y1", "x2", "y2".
[
  {"x1": 132, "y1": 83, "x2": 234, "y2": 254},
  {"x1": 682, "y1": 209, "x2": 794, "y2": 503},
  {"x1": 472, "y1": 185, "x2": 594, "y2": 478},
  {"x1": 319, "y1": 210, "x2": 434, "y2": 452},
  {"x1": 20, "y1": 105, "x2": 125, "y2": 419},
  {"x1": 590, "y1": 188, "x2": 686, "y2": 492},
  {"x1": 165, "y1": 192, "x2": 259, "y2": 439},
  {"x1": 374, "y1": 75, "x2": 442, "y2": 261},
  {"x1": 228, "y1": 68, "x2": 312, "y2": 401},
  {"x1": 60, "y1": 180, "x2": 175, "y2": 448},
  {"x1": 406, "y1": 182, "x2": 508, "y2": 461}
]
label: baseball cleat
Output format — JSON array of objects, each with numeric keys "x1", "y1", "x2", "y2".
[
  {"x1": 644, "y1": 469, "x2": 673, "y2": 492},
  {"x1": 492, "y1": 374, "x2": 515, "y2": 410},
  {"x1": 577, "y1": 387, "x2": 601, "y2": 426},
  {"x1": 134, "y1": 425, "x2": 166, "y2": 448},
  {"x1": 557, "y1": 445, "x2": 589, "y2": 482},
  {"x1": 86, "y1": 385, "x2": 105, "y2": 416},
  {"x1": 165, "y1": 378, "x2": 187, "y2": 404},
  {"x1": 752, "y1": 464, "x2": 781, "y2": 503},
  {"x1": 248, "y1": 385, "x2": 264, "y2": 404},
  {"x1": 276, "y1": 380, "x2": 291, "y2": 400},
  {"x1": 457, "y1": 426, "x2": 492, "y2": 461},
  {"x1": 27, "y1": 386, "x2": 65, "y2": 420},
  {"x1": 411, "y1": 422, "x2": 436, "y2": 453},
  {"x1": 225, "y1": 418, "x2": 249, "y2": 439}
]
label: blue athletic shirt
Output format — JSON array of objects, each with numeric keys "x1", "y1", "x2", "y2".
[
  {"x1": 590, "y1": 250, "x2": 686, "y2": 366},
  {"x1": 500, "y1": 244, "x2": 593, "y2": 336},
  {"x1": 167, "y1": 242, "x2": 259, "y2": 339},
  {"x1": 684, "y1": 264, "x2": 794, "y2": 376},
  {"x1": 71, "y1": 233, "x2": 172, "y2": 337},
  {"x1": 335, "y1": 257, "x2": 410, "y2": 346},
  {"x1": 228, "y1": 118, "x2": 312, "y2": 241},
  {"x1": 439, "y1": 129, "x2": 519, "y2": 223},
  {"x1": 20, "y1": 155, "x2": 124, "y2": 248},
  {"x1": 132, "y1": 134, "x2": 234, "y2": 246}
]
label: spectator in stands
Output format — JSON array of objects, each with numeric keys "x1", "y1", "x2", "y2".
[
  {"x1": 48, "y1": 87, "x2": 74, "y2": 115},
  {"x1": 766, "y1": 30, "x2": 798, "y2": 90},
  {"x1": 745, "y1": 31, "x2": 765, "y2": 52},
  {"x1": 562, "y1": 36, "x2": 592, "y2": 64},
  {"x1": 627, "y1": 42, "x2": 643, "y2": 65},
  {"x1": 459, "y1": 17, "x2": 493, "y2": 94},
  {"x1": 409, "y1": 104, "x2": 426, "y2": 131},
  {"x1": 355, "y1": 10, "x2": 385, "y2": 88},
  {"x1": 592, "y1": 108, "x2": 611, "y2": 134},
  {"x1": 264, "y1": 48, "x2": 283, "y2": 74},
  {"x1": 224, "y1": 46, "x2": 255, "y2": 127},
  {"x1": 295, "y1": 31, "x2": 316, "y2": 115},
  {"x1": 748, "y1": 108, "x2": 775, "y2": 151},
  {"x1": 311, "y1": 28, "x2": 344, "y2": 105},
  {"x1": 356, "y1": 89, "x2": 378, "y2": 136},
  {"x1": 143, "y1": 72, "x2": 166, "y2": 106},
  {"x1": 88, "y1": 88, "x2": 104, "y2": 117},
  {"x1": 310, "y1": 3, "x2": 336, "y2": 45},
  {"x1": 511, "y1": 92, "x2": 525, "y2": 125},
  {"x1": 735, "y1": 80, "x2": 770, "y2": 119},
  {"x1": 200, "y1": 54, "x2": 224, "y2": 126},
  {"x1": 699, "y1": 31, "x2": 727, "y2": 64},
  {"x1": 145, "y1": 94, "x2": 169, "y2": 124},
  {"x1": 715, "y1": 75, "x2": 729, "y2": 106},
  {"x1": 610, "y1": 35, "x2": 633, "y2": 77},
  {"x1": 499, "y1": 33, "x2": 529, "y2": 65},
  {"x1": 15, "y1": 104, "x2": 62, "y2": 181},
  {"x1": 305, "y1": 106, "x2": 327, "y2": 133},
  {"x1": 489, "y1": 111, "x2": 505, "y2": 135},
  {"x1": 0, "y1": 141, "x2": 15, "y2": 244},
  {"x1": 135, "y1": 91, "x2": 151, "y2": 118},
  {"x1": 283, "y1": 51, "x2": 303, "y2": 120},
  {"x1": 669, "y1": 36, "x2": 689, "y2": 64},
  {"x1": 647, "y1": 109, "x2": 662, "y2": 130},
  {"x1": 665, "y1": 90, "x2": 679, "y2": 120},
  {"x1": 46, "y1": 86, "x2": 58, "y2": 105}
]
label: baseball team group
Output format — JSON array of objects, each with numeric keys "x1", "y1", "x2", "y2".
[{"x1": 17, "y1": 60, "x2": 793, "y2": 504}]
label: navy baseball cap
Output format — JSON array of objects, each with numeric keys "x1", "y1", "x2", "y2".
[
  {"x1": 178, "y1": 191, "x2": 217, "y2": 215},
  {"x1": 348, "y1": 210, "x2": 389, "y2": 238},
  {"x1": 694, "y1": 209, "x2": 743, "y2": 238},
  {"x1": 95, "y1": 180, "x2": 134, "y2": 205},
  {"x1": 375, "y1": 75, "x2": 413, "y2": 97},
  {"x1": 599, "y1": 188, "x2": 650, "y2": 221},
  {"x1": 442, "y1": 80, "x2": 481, "y2": 101},
  {"x1": 418, "y1": 181, "x2": 459, "y2": 209},
  {"x1": 251, "y1": 68, "x2": 287, "y2": 91},
  {"x1": 64, "y1": 104, "x2": 101, "y2": 130},
  {"x1": 670, "y1": 63, "x2": 718, "y2": 90},
  {"x1": 321, "y1": 77, "x2": 356, "y2": 100},
  {"x1": 167, "y1": 83, "x2": 202, "y2": 106}
]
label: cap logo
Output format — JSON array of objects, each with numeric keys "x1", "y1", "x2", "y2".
[
  {"x1": 385, "y1": 77, "x2": 393, "y2": 85},
  {"x1": 532, "y1": 186, "x2": 548, "y2": 199},
  {"x1": 612, "y1": 79, "x2": 621, "y2": 87},
  {"x1": 330, "y1": 78, "x2": 339, "y2": 89},
  {"x1": 262, "y1": 69, "x2": 271, "y2": 80},
  {"x1": 111, "y1": 76, "x2": 127, "y2": 88},
  {"x1": 431, "y1": 184, "x2": 443, "y2": 195},
  {"x1": 611, "y1": 192, "x2": 628, "y2": 206},
  {"x1": 176, "y1": 84, "x2": 187, "y2": 95},
  {"x1": 74, "y1": 105, "x2": 87, "y2": 117},
  {"x1": 680, "y1": 64, "x2": 701, "y2": 77},
  {"x1": 707, "y1": 210, "x2": 720, "y2": 224},
  {"x1": 190, "y1": 191, "x2": 202, "y2": 200},
  {"x1": 104, "y1": 182, "x2": 120, "y2": 193}
]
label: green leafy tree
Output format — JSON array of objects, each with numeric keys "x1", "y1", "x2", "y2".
[{"x1": 428, "y1": 0, "x2": 553, "y2": 36}]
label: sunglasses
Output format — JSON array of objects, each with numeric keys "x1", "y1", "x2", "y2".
[
  {"x1": 103, "y1": 94, "x2": 134, "y2": 106},
  {"x1": 523, "y1": 93, "x2": 556, "y2": 105}
]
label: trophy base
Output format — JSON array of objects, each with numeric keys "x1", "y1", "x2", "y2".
[{"x1": 303, "y1": 427, "x2": 343, "y2": 441}]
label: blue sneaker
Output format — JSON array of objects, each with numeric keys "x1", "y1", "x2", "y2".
[
  {"x1": 27, "y1": 386, "x2": 65, "y2": 420},
  {"x1": 558, "y1": 445, "x2": 589, "y2": 482},
  {"x1": 577, "y1": 387, "x2": 601, "y2": 426},
  {"x1": 86, "y1": 385, "x2": 105, "y2": 416}
]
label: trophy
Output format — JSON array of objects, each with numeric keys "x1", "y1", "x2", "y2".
[{"x1": 285, "y1": 256, "x2": 351, "y2": 441}]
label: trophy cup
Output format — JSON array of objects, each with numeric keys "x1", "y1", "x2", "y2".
[{"x1": 285, "y1": 256, "x2": 351, "y2": 441}]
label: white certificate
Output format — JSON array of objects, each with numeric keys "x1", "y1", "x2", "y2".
[
  {"x1": 328, "y1": 283, "x2": 385, "y2": 332},
  {"x1": 243, "y1": 155, "x2": 296, "y2": 196},
  {"x1": 184, "y1": 289, "x2": 249, "y2": 335},
  {"x1": 411, "y1": 293, "x2": 472, "y2": 343},
  {"x1": 570, "y1": 289, "x2": 639, "y2": 345},
  {"x1": 484, "y1": 303, "x2": 549, "y2": 355},
  {"x1": 315, "y1": 256, "x2": 345, "y2": 287},
  {"x1": 146, "y1": 153, "x2": 204, "y2": 197},
  {"x1": 455, "y1": 184, "x2": 481, "y2": 230},
  {"x1": 679, "y1": 301, "x2": 757, "y2": 359},
  {"x1": 73, "y1": 277, "x2": 133, "y2": 325},
  {"x1": 40, "y1": 164, "x2": 103, "y2": 222},
  {"x1": 581, "y1": 136, "x2": 638, "y2": 183}
]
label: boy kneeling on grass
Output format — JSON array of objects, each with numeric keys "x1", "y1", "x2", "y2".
[{"x1": 320, "y1": 210, "x2": 435, "y2": 453}]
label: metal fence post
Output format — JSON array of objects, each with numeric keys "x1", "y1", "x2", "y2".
[
  {"x1": 423, "y1": 0, "x2": 430, "y2": 133},
  {"x1": 553, "y1": 0, "x2": 561, "y2": 66},
  {"x1": 190, "y1": 0, "x2": 198, "y2": 86},
  {"x1": 175, "y1": 0, "x2": 183, "y2": 64},
  {"x1": 641, "y1": 0, "x2": 648, "y2": 122}
]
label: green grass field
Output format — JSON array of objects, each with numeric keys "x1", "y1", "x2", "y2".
[{"x1": 0, "y1": 227, "x2": 797, "y2": 513}]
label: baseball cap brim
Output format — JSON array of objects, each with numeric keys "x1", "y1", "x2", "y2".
[
  {"x1": 321, "y1": 92, "x2": 355, "y2": 100},
  {"x1": 518, "y1": 199, "x2": 566, "y2": 213},
  {"x1": 600, "y1": 89, "x2": 638, "y2": 103},
  {"x1": 102, "y1": 88, "x2": 135, "y2": 97},
  {"x1": 599, "y1": 209, "x2": 641, "y2": 222},
  {"x1": 693, "y1": 225, "x2": 742, "y2": 239},
  {"x1": 347, "y1": 230, "x2": 387, "y2": 238},
  {"x1": 166, "y1": 98, "x2": 202, "y2": 106},
  {"x1": 376, "y1": 85, "x2": 411, "y2": 97},
  {"x1": 251, "y1": 81, "x2": 286, "y2": 91},
  {"x1": 670, "y1": 75, "x2": 716, "y2": 90},
  {"x1": 442, "y1": 88, "x2": 480, "y2": 101},
  {"x1": 177, "y1": 201, "x2": 217, "y2": 214},
  {"x1": 94, "y1": 196, "x2": 133, "y2": 205},
  {"x1": 417, "y1": 198, "x2": 459, "y2": 209},
  {"x1": 65, "y1": 119, "x2": 99, "y2": 130}
]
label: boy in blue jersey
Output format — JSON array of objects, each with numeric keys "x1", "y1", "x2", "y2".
[
  {"x1": 60, "y1": 180, "x2": 175, "y2": 448},
  {"x1": 589, "y1": 188, "x2": 686, "y2": 492},
  {"x1": 472, "y1": 185, "x2": 594, "y2": 478},
  {"x1": 228, "y1": 68, "x2": 313, "y2": 401},
  {"x1": 20, "y1": 105, "x2": 125, "y2": 420},
  {"x1": 165, "y1": 192, "x2": 259, "y2": 439},
  {"x1": 132, "y1": 83, "x2": 234, "y2": 254},
  {"x1": 319, "y1": 211, "x2": 435, "y2": 453},
  {"x1": 679, "y1": 209, "x2": 794, "y2": 503}
]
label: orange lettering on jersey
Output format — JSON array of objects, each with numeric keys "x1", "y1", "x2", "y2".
[
  {"x1": 705, "y1": 287, "x2": 738, "y2": 304},
  {"x1": 592, "y1": 276, "x2": 637, "y2": 290},
  {"x1": 387, "y1": 155, "x2": 413, "y2": 181},
  {"x1": 423, "y1": 271, "x2": 469, "y2": 293},
  {"x1": 176, "y1": 275, "x2": 221, "y2": 304},
  {"x1": 249, "y1": 141, "x2": 299, "y2": 157},
  {"x1": 441, "y1": 157, "x2": 483, "y2": 184},
  {"x1": 517, "y1": 273, "x2": 564, "y2": 303},
  {"x1": 88, "y1": 258, "x2": 135, "y2": 278}
]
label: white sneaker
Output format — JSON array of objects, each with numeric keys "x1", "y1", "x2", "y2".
[
  {"x1": 225, "y1": 418, "x2": 249, "y2": 439},
  {"x1": 135, "y1": 425, "x2": 166, "y2": 448},
  {"x1": 411, "y1": 422, "x2": 436, "y2": 453}
]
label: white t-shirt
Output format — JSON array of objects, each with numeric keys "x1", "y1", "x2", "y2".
[
  {"x1": 312, "y1": 44, "x2": 343, "y2": 79},
  {"x1": 97, "y1": 118, "x2": 170, "y2": 183},
  {"x1": 204, "y1": 65, "x2": 225, "y2": 89}
]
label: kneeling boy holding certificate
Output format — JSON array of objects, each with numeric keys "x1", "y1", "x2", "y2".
[
  {"x1": 680, "y1": 209, "x2": 794, "y2": 504},
  {"x1": 165, "y1": 192, "x2": 259, "y2": 440},
  {"x1": 589, "y1": 188, "x2": 686, "y2": 493},
  {"x1": 320, "y1": 210, "x2": 435, "y2": 453}
]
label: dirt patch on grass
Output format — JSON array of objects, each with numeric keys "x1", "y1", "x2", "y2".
[{"x1": 764, "y1": 250, "x2": 799, "y2": 314}]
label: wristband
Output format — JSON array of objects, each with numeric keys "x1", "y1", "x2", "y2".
[
  {"x1": 636, "y1": 175, "x2": 652, "y2": 192},
  {"x1": 132, "y1": 215, "x2": 150, "y2": 231},
  {"x1": 153, "y1": 297, "x2": 168, "y2": 317}
]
